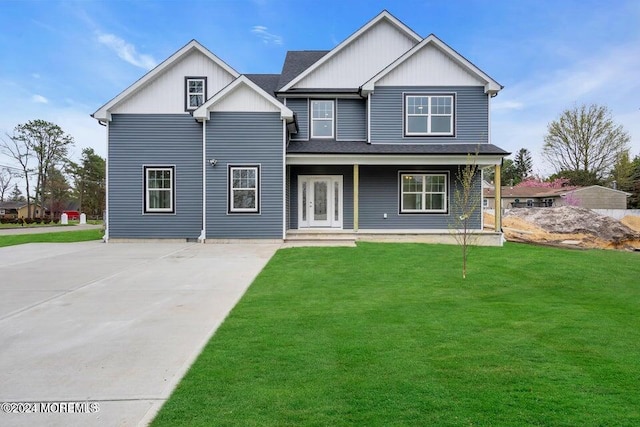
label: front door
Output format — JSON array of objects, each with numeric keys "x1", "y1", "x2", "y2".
[{"x1": 298, "y1": 176, "x2": 343, "y2": 228}]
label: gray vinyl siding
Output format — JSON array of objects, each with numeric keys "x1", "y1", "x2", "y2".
[
  {"x1": 370, "y1": 86, "x2": 488, "y2": 143},
  {"x1": 289, "y1": 165, "x2": 354, "y2": 230},
  {"x1": 206, "y1": 112, "x2": 283, "y2": 238},
  {"x1": 337, "y1": 98, "x2": 366, "y2": 141},
  {"x1": 286, "y1": 98, "x2": 309, "y2": 140},
  {"x1": 287, "y1": 98, "x2": 366, "y2": 141},
  {"x1": 108, "y1": 114, "x2": 202, "y2": 238},
  {"x1": 358, "y1": 165, "x2": 482, "y2": 229}
]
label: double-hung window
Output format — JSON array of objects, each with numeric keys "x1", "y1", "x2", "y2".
[
  {"x1": 229, "y1": 166, "x2": 260, "y2": 213},
  {"x1": 405, "y1": 94, "x2": 454, "y2": 136},
  {"x1": 310, "y1": 100, "x2": 334, "y2": 138},
  {"x1": 144, "y1": 166, "x2": 175, "y2": 213},
  {"x1": 400, "y1": 173, "x2": 447, "y2": 213},
  {"x1": 186, "y1": 77, "x2": 206, "y2": 110}
]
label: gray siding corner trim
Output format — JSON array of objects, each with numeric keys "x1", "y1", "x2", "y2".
[
  {"x1": 206, "y1": 112, "x2": 284, "y2": 238},
  {"x1": 371, "y1": 86, "x2": 488, "y2": 144},
  {"x1": 108, "y1": 114, "x2": 203, "y2": 239}
]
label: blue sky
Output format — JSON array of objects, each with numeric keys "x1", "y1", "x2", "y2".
[{"x1": 1, "y1": 0, "x2": 639, "y2": 176}]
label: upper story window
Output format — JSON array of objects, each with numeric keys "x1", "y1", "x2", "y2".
[
  {"x1": 310, "y1": 100, "x2": 334, "y2": 139},
  {"x1": 144, "y1": 166, "x2": 175, "y2": 214},
  {"x1": 405, "y1": 94, "x2": 454, "y2": 136},
  {"x1": 186, "y1": 77, "x2": 207, "y2": 110}
]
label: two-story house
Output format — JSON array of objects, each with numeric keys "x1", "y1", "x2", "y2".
[{"x1": 92, "y1": 10, "x2": 508, "y2": 245}]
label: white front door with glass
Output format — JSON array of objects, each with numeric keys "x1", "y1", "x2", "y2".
[{"x1": 298, "y1": 176, "x2": 343, "y2": 228}]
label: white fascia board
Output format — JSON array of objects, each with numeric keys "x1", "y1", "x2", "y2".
[
  {"x1": 286, "y1": 154, "x2": 504, "y2": 166},
  {"x1": 193, "y1": 75, "x2": 293, "y2": 121},
  {"x1": 279, "y1": 10, "x2": 422, "y2": 92},
  {"x1": 92, "y1": 40, "x2": 239, "y2": 121},
  {"x1": 361, "y1": 34, "x2": 503, "y2": 94}
]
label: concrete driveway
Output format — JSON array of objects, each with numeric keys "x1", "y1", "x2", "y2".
[{"x1": 0, "y1": 241, "x2": 280, "y2": 426}]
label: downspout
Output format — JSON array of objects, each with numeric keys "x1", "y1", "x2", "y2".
[
  {"x1": 282, "y1": 120, "x2": 287, "y2": 241},
  {"x1": 367, "y1": 93, "x2": 371, "y2": 144},
  {"x1": 104, "y1": 121, "x2": 109, "y2": 242},
  {"x1": 198, "y1": 120, "x2": 207, "y2": 243}
]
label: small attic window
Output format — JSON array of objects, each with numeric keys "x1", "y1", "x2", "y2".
[{"x1": 186, "y1": 77, "x2": 206, "y2": 110}]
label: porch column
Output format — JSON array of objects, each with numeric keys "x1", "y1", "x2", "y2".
[
  {"x1": 494, "y1": 163, "x2": 501, "y2": 231},
  {"x1": 353, "y1": 164, "x2": 359, "y2": 232}
]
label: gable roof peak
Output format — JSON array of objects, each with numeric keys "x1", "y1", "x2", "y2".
[
  {"x1": 193, "y1": 75, "x2": 293, "y2": 121},
  {"x1": 278, "y1": 10, "x2": 422, "y2": 92},
  {"x1": 92, "y1": 39, "x2": 239, "y2": 121},
  {"x1": 361, "y1": 32, "x2": 503, "y2": 94}
]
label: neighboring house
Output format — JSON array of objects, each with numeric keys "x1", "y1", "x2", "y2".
[
  {"x1": 484, "y1": 185, "x2": 630, "y2": 210},
  {"x1": 92, "y1": 10, "x2": 509, "y2": 244},
  {"x1": 0, "y1": 201, "x2": 46, "y2": 219}
]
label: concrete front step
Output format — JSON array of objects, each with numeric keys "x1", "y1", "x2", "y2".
[
  {"x1": 285, "y1": 234, "x2": 356, "y2": 242},
  {"x1": 284, "y1": 232, "x2": 357, "y2": 247}
]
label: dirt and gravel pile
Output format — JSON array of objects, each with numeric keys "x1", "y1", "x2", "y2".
[{"x1": 485, "y1": 206, "x2": 640, "y2": 250}]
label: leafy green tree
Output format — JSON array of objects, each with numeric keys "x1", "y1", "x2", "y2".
[
  {"x1": 628, "y1": 155, "x2": 640, "y2": 208},
  {"x1": 513, "y1": 148, "x2": 533, "y2": 182},
  {"x1": 543, "y1": 104, "x2": 630, "y2": 182},
  {"x1": 610, "y1": 151, "x2": 634, "y2": 192},
  {"x1": 69, "y1": 148, "x2": 106, "y2": 218},
  {"x1": 484, "y1": 158, "x2": 519, "y2": 186},
  {"x1": 45, "y1": 167, "x2": 71, "y2": 217}
]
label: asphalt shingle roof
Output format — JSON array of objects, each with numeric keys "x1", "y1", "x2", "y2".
[
  {"x1": 277, "y1": 50, "x2": 329, "y2": 90},
  {"x1": 287, "y1": 140, "x2": 510, "y2": 155},
  {"x1": 244, "y1": 74, "x2": 281, "y2": 98}
]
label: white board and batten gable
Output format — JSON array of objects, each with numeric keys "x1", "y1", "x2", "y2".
[
  {"x1": 193, "y1": 76, "x2": 293, "y2": 121},
  {"x1": 92, "y1": 40, "x2": 239, "y2": 121},
  {"x1": 361, "y1": 35, "x2": 503, "y2": 95},
  {"x1": 280, "y1": 11, "x2": 421, "y2": 91}
]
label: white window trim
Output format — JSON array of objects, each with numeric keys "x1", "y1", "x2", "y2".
[
  {"x1": 310, "y1": 99, "x2": 335, "y2": 139},
  {"x1": 399, "y1": 171, "x2": 449, "y2": 214},
  {"x1": 186, "y1": 77, "x2": 206, "y2": 111},
  {"x1": 144, "y1": 166, "x2": 175, "y2": 214},
  {"x1": 405, "y1": 94, "x2": 455, "y2": 136},
  {"x1": 228, "y1": 165, "x2": 260, "y2": 214}
]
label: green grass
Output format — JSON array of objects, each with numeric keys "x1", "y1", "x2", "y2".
[
  {"x1": 0, "y1": 229, "x2": 103, "y2": 247},
  {"x1": 152, "y1": 243, "x2": 640, "y2": 426}
]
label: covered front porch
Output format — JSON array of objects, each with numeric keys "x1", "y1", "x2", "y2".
[{"x1": 285, "y1": 150, "x2": 506, "y2": 246}]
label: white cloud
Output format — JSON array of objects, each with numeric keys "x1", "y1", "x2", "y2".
[
  {"x1": 251, "y1": 25, "x2": 283, "y2": 45},
  {"x1": 31, "y1": 94, "x2": 49, "y2": 104},
  {"x1": 96, "y1": 32, "x2": 157, "y2": 70}
]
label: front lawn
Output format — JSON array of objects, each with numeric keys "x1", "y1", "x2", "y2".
[
  {"x1": 153, "y1": 243, "x2": 640, "y2": 426},
  {"x1": 0, "y1": 229, "x2": 103, "y2": 247}
]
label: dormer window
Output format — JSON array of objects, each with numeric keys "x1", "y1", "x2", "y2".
[
  {"x1": 310, "y1": 100, "x2": 334, "y2": 139},
  {"x1": 405, "y1": 94, "x2": 454, "y2": 136},
  {"x1": 186, "y1": 77, "x2": 207, "y2": 110}
]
